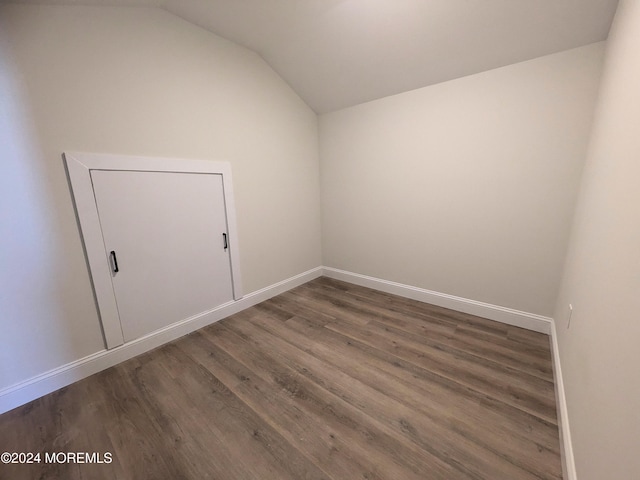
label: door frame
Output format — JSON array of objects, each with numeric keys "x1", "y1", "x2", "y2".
[{"x1": 64, "y1": 151, "x2": 244, "y2": 349}]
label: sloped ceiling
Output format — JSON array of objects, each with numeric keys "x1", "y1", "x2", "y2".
[{"x1": 3, "y1": 0, "x2": 619, "y2": 112}]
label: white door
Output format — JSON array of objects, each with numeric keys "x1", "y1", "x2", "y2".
[{"x1": 91, "y1": 170, "x2": 234, "y2": 342}]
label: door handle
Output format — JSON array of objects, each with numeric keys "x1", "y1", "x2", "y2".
[
  {"x1": 109, "y1": 250, "x2": 119, "y2": 273},
  {"x1": 222, "y1": 233, "x2": 228, "y2": 251}
]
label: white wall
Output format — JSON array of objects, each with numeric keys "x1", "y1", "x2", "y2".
[
  {"x1": 553, "y1": 0, "x2": 640, "y2": 477},
  {"x1": 320, "y1": 44, "x2": 605, "y2": 316},
  {"x1": 0, "y1": 5, "x2": 321, "y2": 391}
]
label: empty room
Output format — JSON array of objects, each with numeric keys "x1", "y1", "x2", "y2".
[{"x1": 0, "y1": 0, "x2": 638, "y2": 479}]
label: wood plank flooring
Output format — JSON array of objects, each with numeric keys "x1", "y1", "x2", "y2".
[{"x1": 0, "y1": 277, "x2": 562, "y2": 479}]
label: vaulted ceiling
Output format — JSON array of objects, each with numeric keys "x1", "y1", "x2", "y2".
[{"x1": 4, "y1": 0, "x2": 619, "y2": 112}]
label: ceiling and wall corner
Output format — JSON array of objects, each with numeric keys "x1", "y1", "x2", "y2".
[
  {"x1": 0, "y1": 0, "x2": 619, "y2": 113},
  {"x1": 319, "y1": 42, "x2": 606, "y2": 318}
]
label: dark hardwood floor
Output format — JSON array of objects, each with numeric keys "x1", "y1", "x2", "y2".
[{"x1": 0, "y1": 277, "x2": 562, "y2": 479}]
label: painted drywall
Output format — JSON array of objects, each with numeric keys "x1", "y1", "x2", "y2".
[
  {"x1": 320, "y1": 44, "x2": 605, "y2": 316},
  {"x1": 0, "y1": 5, "x2": 321, "y2": 391},
  {"x1": 553, "y1": 0, "x2": 640, "y2": 477}
]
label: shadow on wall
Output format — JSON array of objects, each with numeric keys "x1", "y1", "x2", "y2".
[{"x1": 0, "y1": 26, "x2": 103, "y2": 393}]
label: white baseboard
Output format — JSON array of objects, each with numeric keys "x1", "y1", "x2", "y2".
[
  {"x1": 0, "y1": 267, "x2": 323, "y2": 415},
  {"x1": 550, "y1": 319, "x2": 577, "y2": 480},
  {"x1": 322, "y1": 267, "x2": 552, "y2": 334},
  {"x1": 1, "y1": 265, "x2": 554, "y2": 415}
]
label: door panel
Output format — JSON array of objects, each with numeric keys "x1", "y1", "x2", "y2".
[{"x1": 91, "y1": 170, "x2": 233, "y2": 342}]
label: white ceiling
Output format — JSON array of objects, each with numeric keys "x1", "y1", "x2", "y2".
[{"x1": 5, "y1": 0, "x2": 619, "y2": 113}]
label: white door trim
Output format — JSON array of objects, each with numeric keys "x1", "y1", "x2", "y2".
[{"x1": 64, "y1": 152, "x2": 244, "y2": 349}]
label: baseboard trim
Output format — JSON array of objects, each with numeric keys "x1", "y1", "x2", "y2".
[
  {"x1": 550, "y1": 319, "x2": 577, "y2": 480},
  {"x1": 322, "y1": 267, "x2": 552, "y2": 334},
  {"x1": 1, "y1": 265, "x2": 554, "y2": 415},
  {"x1": 0, "y1": 266, "x2": 323, "y2": 415}
]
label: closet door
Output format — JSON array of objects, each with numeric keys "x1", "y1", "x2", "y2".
[{"x1": 91, "y1": 170, "x2": 233, "y2": 342}]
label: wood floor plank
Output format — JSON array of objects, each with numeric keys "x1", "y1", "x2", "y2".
[
  {"x1": 90, "y1": 359, "x2": 198, "y2": 480},
  {"x1": 225, "y1": 310, "x2": 560, "y2": 480},
  {"x1": 315, "y1": 277, "x2": 541, "y2": 344},
  {"x1": 323, "y1": 315, "x2": 557, "y2": 423},
  {"x1": 277, "y1": 313, "x2": 561, "y2": 456},
  {"x1": 149, "y1": 342, "x2": 329, "y2": 480},
  {"x1": 0, "y1": 277, "x2": 562, "y2": 480},
  {"x1": 182, "y1": 326, "x2": 423, "y2": 480},
  {"x1": 308, "y1": 278, "x2": 554, "y2": 358},
  {"x1": 205, "y1": 318, "x2": 464, "y2": 480},
  {"x1": 282, "y1": 312, "x2": 560, "y2": 450},
  {"x1": 294, "y1": 282, "x2": 554, "y2": 381}
]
